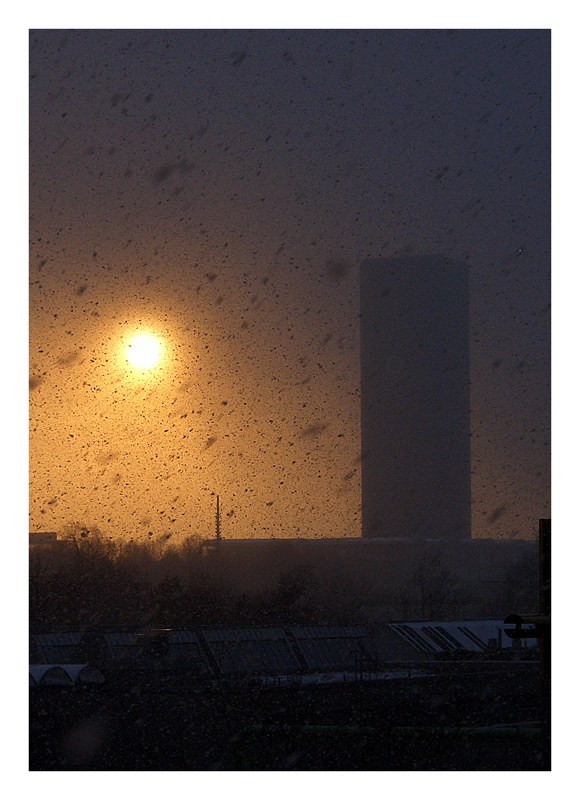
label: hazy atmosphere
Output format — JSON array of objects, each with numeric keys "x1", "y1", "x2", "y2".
[
  {"x1": 29, "y1": 29, "x2": 550, "y2": 542},
  {"x1": 27, "y1": 25, "x2": 554, "y2": 776}
]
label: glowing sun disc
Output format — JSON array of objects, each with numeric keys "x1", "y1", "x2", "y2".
[{"x1": 125, "y1": 333, "x2": 162, "y2": 369}]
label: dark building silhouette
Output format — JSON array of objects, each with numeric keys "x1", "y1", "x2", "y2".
[{"x1": 360, "y1": 256, "x2": 471, "y2": 539}]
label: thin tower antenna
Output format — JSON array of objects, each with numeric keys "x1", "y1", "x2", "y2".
[{"x1": 216, "y1": 494, "x2": 221, "y2": 541}]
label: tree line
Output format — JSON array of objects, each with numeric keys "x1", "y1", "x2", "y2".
[{"x1": 29, "y1": 525, "x2": 539, "y2": 631}]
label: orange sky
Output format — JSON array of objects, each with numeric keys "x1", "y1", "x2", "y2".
[
  {"x1": 29, "y1": 240, "x2": 363, "y2": 541},
  {"x1": 29, "y1": 30, "x2": 550, "y2": 542}
]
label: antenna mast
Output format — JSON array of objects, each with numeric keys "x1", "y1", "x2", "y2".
[{"x1": 215, "y1": 494, "x2": 221, "y2": 541}]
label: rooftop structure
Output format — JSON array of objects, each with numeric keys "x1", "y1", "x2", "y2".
[{"x1": 29, "y1": 532, "x2": 59, "y2": 547}]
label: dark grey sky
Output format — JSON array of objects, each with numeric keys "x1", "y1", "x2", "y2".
[{"x1": 29, "y1": 29, "x2": 550, "y2": 540}]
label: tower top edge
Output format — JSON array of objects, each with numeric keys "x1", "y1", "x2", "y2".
[{"x1": 360, "y1": 255, "x2": 469, "y2": 269}]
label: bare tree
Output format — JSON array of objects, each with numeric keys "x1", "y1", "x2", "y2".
[{"x1": 399, "y1": 550, "x2": 468, "y2": 620}]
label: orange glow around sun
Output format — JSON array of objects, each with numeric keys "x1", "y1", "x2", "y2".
[{"x1": 125, "y1": 332, "x2": 163, "y2": 369}]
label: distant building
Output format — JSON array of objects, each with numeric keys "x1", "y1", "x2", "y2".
[
  {"x1": 360, "y1": 256, "x2": 471, "y2": 539},
  {"x1": 29, "y1": 532, "x2": 59, "y2": 547},
  {"x1": 29, "y1": 532, "x2": 76, "y2": 566},
  {"x1": 200, "y1": 536, "x2": 537, "y2": 618}
]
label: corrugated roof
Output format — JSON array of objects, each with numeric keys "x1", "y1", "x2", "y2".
[
  {"x1": 167, "y1": 630, "x2": 199, "y2": 644},
  {"x1": 103, "y1": 632, "x2": 141, "y2": 647},
  {"x1": 33, "y1": 632, "x2": 83, "y2": 664},
  {"x1": 386, "y1": 620, "x2": 538, "y2": 653},
  {"x1": 200, "y1": 628, "x2": 301, "y2": 674},
  {"x1": 203, "y1": 627, "x2": 288, "y2": 642},
  {"x1": 290, "y1": 625, "x2": 368, "y2": 640},
  {"x1": 289, "y1": 626, "x2": 374, "y2": 670}
]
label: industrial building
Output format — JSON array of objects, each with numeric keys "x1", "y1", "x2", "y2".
[
  {"x1": 196, "y1": 255, "x2": 536, "y2": 616},
  {"x1": 29, "y1": 620, "x2": 531, "y2": 679}
]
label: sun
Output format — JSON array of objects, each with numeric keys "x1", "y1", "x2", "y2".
[{"x1": 125, "y1": 332, "x2": 163, "y2": 369}]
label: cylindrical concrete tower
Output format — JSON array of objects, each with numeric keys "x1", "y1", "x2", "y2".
[{"x1": 360, "y1": 256, "x2": 471, "y2": 539}]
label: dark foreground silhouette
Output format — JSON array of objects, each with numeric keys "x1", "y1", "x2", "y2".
[{"x1": 30, "y1": 665, "x2": 546, "y2": 771}]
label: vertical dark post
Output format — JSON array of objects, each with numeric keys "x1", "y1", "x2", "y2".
[
  {"x1": 216, "y1": 495, "x2": 221, "y2": 541},
  {"x1": 539, "y1": 519, "x2": 551, "y2": 614},
  {"x1": 539, "y1": 518, "x2": 551, "y2": 769},
  {"x1": 539, "y1": 518, "x2": 551, "y2": 690}
]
